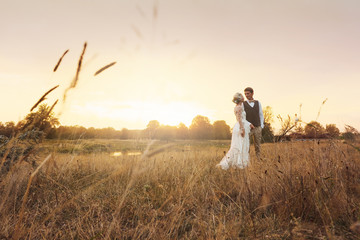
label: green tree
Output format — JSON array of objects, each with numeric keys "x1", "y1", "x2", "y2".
[
  {"x1": 176, "y1": 123, "x2": 189, "y2": 139},
  {"x1": 304, "y1": 121, "x2": 325, "y2": 138},
  {"x1": 293, "y1": 125, "x2": 304, "y2": 135},
  {"x1": 86, "y1": 127, "x2": 96, "y2": 138},
  {"x1": 146, "y1": 120, "x2": 160, "y2": 139},
  {"x1": 0, "y1": 122, "x2": 4, "y2": 136},
  {"x1": 342, "y1": 125, "x2": 359, "y2": 141},
  {"x1": 213, "y1": 120, "x2": 231, "y2": 140},
  {"x1": 0, "y1": 121, "x2": 16, "y2": 137},
  {"x1": 24, "y1": 104, "x2": 60, "y2": 132},
  {"x1": 262, "y1": 122, "x2": 274, "y2": 142},
  {"x1": 276, "y1": 114, "x2": 299, "y2": 141},
  {"x1": 263, "y1": 106, "x2": 274, "y2": 124},
  {"x1": 325, "y1": 124, "x2": 340, "y2": 138},
  {"x1": 155, "y1": 125, "x2": 177, "y2": 140},
  {"x1": 189, "y1": 115, "x2": 213, "y2": 139},
  {"x1": 98, "y1": 127, "x2": 117, "y2": 139},
  {"x1": 277, "y1": 115, "x2": 294, "y2": 135},
  {"x1": 120, "y1": 128, "x2": 130, "y2": 139},
  {"x1": 262, "y1": 106, "x2": 274, "y2": 142}
]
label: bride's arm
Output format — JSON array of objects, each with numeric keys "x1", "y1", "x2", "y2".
[{"x1": 235, "y1": 105, "x2": 245, "y2": 136}]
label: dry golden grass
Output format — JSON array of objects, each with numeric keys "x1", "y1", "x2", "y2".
[
  {"x1": 30, "y1": 85, "x2": 59, "y2": 112},
  {"x1": 53, "y1": 49, "x2": 69, "y2": 72},
  {"x1": 94, "y1": 62, "x2": 117, "y2": 76},
  {"x1": 62, "y1": 42, "x2": 87, "y2": 104},
  {"x1": 0, "y1": 139, "x2": 359, "y2": 239}
]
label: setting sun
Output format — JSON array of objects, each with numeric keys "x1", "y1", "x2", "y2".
[{"x1": 67, "y1": 100, "x2": 212, "y2": 128}]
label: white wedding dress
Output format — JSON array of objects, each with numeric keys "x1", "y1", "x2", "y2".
[{"x1": 218, "y1": 103, "x2": 250, "y2": 169}]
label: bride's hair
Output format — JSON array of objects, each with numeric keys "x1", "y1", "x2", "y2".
[{"x1": 232, "y1": 92, "x2": 244, "y2": 104}]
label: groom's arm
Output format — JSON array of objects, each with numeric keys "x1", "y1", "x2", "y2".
[{"x1": 258, "y1": 101, "x2": 264, "y2": 129}]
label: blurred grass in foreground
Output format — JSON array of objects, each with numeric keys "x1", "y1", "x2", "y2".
[{"x1": 0, "y1": 139, "x2": 359, "y2": 239}]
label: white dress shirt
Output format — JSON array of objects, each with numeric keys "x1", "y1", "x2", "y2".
[{"x1": 246, "y1": 100, "x2": 264, "y2": 129}]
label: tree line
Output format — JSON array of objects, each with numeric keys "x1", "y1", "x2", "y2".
[{"x1": 0, "y1": 104, "x2": 358, "y2": 142}]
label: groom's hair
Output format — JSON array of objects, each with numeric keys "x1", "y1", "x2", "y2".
[{"x1": 244, "y1": 87, "x2": 254, "y2": 93}]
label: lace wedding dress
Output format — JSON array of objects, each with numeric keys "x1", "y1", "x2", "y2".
[{"x1": 217, "y1": 103, "x2": 250, "y2": 169}]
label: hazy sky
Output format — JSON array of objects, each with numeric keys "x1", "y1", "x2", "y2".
[{"x1": 1, "y1": 0, "x2": 359, "y2": 131}]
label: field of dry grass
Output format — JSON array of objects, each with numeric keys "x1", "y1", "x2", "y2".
[{"x1": 0, "y1": 139, "x2": 359, "y2": 239}]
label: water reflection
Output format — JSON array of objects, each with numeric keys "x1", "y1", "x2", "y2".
[{"x1": 111, "y1": 151, "x2": 142, "y2": 157}]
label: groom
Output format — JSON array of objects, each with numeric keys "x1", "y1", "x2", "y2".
[{"x1": 243, "y1": 87, "x2": 264, "y2": 159}]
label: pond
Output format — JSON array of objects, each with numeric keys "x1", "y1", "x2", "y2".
[{"x1": 111, "y1": 151, "x2": 142, "y2": 157}]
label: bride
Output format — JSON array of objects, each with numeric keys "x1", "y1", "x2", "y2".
[{"x1": 217, "y1": 92, "x2": 250, "y2": 169}]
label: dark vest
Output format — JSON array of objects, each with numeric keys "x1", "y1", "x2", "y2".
[{"x1": 244, "y1": 101, "x2": 261, "y2": 127}]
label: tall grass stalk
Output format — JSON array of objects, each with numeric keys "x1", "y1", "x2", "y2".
[{"x1": 53, "y1": 49, "x2": 69, "y2": 72}]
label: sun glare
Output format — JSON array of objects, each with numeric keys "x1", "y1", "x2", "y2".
[
  {"x1": 71, "y1": 100, "x2": 211, "y2": 128},
  {"x1": 138, "y1": 101, "x2": 209, "y2": 126}
]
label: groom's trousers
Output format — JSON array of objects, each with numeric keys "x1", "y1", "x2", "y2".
[{"x1": 250, "y1": 126, "x2": 262, "y2": 159}]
